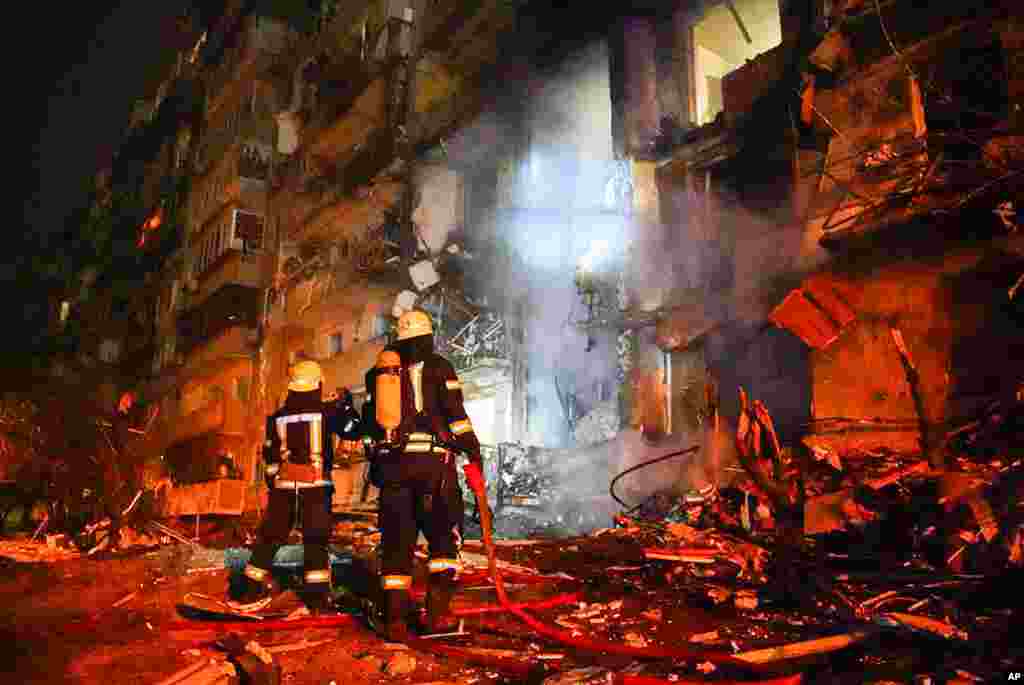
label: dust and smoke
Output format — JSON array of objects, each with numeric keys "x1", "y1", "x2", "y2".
[{"x1": 442, "y1": 34, "x2": 819, "y2": 533}]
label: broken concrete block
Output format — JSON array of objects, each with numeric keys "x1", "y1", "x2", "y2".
[
  {"x1": 409, "y1": 259, "x2": 440, "y2": 291},
  {"x1": 392, "y1": 289, "x2": 419, "y2": 318}
]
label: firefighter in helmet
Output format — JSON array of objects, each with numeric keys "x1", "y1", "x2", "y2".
[
  {"x1": 229, "y1": 360, "x2": 360, "y2": 611},
  {"x1": 362, "y1": 309, "x2": 484, "y2": 640}
]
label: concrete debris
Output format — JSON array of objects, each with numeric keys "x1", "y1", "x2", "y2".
[
  {"x1": 384, "y1": 652, "x2": 417, "y2": 676},
  {"x1": 0, "y1": 538, "x2": 81, "y2": 562},
  {"x1": 156, "y1": 658, "x2": 236, "y2": 685},
  {"x1": 688, "y1": 630, "x2": 720, "y2": 644},
  {"x1": 573, "y1": 400, "x2": 620, "y2": 447},
  {"x1": 734, "y1": 590, "x2": 758, "y2": 610},
  {"x1": 623, "y1": 631, "x2": 648, "y2": 648}
]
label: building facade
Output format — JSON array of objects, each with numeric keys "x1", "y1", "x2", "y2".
[{"x1": 65, "y1": 0, "x2": 1023, "y2": 523}]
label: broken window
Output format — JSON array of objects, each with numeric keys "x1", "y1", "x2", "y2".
[{"x1": 691, "y1": 0, "x2": 782, "y2": 124}]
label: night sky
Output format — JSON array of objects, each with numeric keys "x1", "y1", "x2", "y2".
[{"x1": 9, "y1": 2, "x2": 210, "y2": 366}]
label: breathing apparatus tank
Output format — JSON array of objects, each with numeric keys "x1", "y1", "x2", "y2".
[{"x1": 374, "y1": 349, "x2": 403, "y2": 445}]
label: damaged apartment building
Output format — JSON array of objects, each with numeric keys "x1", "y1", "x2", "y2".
[{"x1": 62, "y1": 0, "x2": 1023, "y2": 537}]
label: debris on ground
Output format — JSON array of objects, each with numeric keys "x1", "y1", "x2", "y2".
[{"x1": 4, "y1": 390, "x2": 1022, "y2": 685}]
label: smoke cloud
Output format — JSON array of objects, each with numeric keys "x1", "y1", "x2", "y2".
[{"x1": 444, "y1": 32, "x2": 821, "y2": 532}]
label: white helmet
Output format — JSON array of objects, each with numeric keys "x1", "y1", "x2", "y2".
[
  {"x1": 396, "y1": 310, "x2": 433, "y2": 341},
  {"x1": 288, "y1": 360, "x2": 322, "y2": 392}
]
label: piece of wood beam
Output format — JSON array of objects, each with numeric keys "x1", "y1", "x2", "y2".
[{"x1": 734, "y1": 631, "x2": 874, "y2": 664}]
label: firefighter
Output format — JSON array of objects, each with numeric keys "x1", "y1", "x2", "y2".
[
  {"x1": 229, "y1": 360, "x2": 359, "y2": 612},
  {"x1": 362, "y1": 309, "x2": 485, "y2": 640}
]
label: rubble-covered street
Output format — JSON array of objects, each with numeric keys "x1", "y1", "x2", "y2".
[
  {"x1": 7, "y1": 0, "x2": 1024, "y2": 682},
  {"x1": 3, "y1": 410, "x2": 1022, "y2": 685}
]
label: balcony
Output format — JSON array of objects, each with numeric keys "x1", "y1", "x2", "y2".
[
  {"x1": 160, "y1": 478, "x2": 247, "y2": 517},
  {"x1": 177, "y1": 284, "x2": 262, "y2": 360},
  {"x1": 168, "y1": 382, "x2": 249, "y2": 445},
  {"x1": 180, "y1": 325, "x2": 258, "y2": 379},
  {"x1": 194, "y1": 246, "x2": 270, "y2": 304},
  {"x1": 190, "y1": 141, "x2": 273, "y2": 240}
]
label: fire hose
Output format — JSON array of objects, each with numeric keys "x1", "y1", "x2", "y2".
[{"x1": 459, "y1": 448, "x2": 773, "y2": 675}]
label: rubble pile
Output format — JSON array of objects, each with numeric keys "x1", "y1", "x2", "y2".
[{"x1": 404, "y1": 394, "x2": 1023, "y2": 684}]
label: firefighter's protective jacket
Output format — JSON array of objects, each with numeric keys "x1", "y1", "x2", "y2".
[
  {"x1": 263, "y1": 388, "x2": 354, "y2": 488},
  {"x1": 363, "y1": 337, "x2": 482, "y2": 469}
]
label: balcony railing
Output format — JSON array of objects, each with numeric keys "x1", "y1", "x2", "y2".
[
  {"x1": 191, "y1": 141, "x2": 272, "y2": 233},
  {"x1": 180, "y1": 325, "x2": 258, "y2": 379},
  {"x1": 177, "y1": 283, "x2": 262, "y2": 358}
]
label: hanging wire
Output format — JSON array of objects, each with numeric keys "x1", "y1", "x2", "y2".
[
  {"x1": 609, "y1": 445, "x2": 700, "y2": 510},
  {"x1": 873, "y1": 0, "x2": 917, "y2": 81}
]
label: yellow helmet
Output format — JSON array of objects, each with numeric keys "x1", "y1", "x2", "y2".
[
  {"x1": 288, "y1": 360, "x2": 322, "y2": 392},
  {"x1": 396, "y1": 310, "x2": 433, "y2": 341}
]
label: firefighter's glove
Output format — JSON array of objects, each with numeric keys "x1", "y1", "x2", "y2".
[{"x1": 463, "y1": 462, "x2": 485, "y2": 495}]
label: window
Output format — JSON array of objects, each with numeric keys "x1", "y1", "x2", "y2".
[
  {"x1": 691, "y1": 0, "x2": 781, "y2": 125},
  {"x1": 328, "y1": 331, "x2": 343, "y2": 357}
]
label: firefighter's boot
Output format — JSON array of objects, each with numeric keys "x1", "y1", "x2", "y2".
[
  {"x1": 381, "y1": 589, "x2": 413, "y2": 642},
  {"x1": 227, "y1": 566, "x2": 279, "y2": 612},
  {"x1": 425, "y1": 569, "x2": 458, "y2": 634}
]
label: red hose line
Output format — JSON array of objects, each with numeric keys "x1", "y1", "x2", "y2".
[
  {"x1": 469, "y1": 482, "x2": 769, "y2": 675},
  {"x1": 458, "y1": 569, "x2": 556, "y2": 585},
  {"x1": 616, "y1": 674, "x2": 802, "y2": 685},
  {"x1": 165, "y1": 614, "x2": 357, "y2": 632},
  {"x1": 164, "y1": 593, "x2": 580, "y2": 632},
  {"x1": 454, "y1": 591, "x2": 581, "y2": 616},
  {"x1": 404, "y1": 638, "x2": 539, "y2": 678}
]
